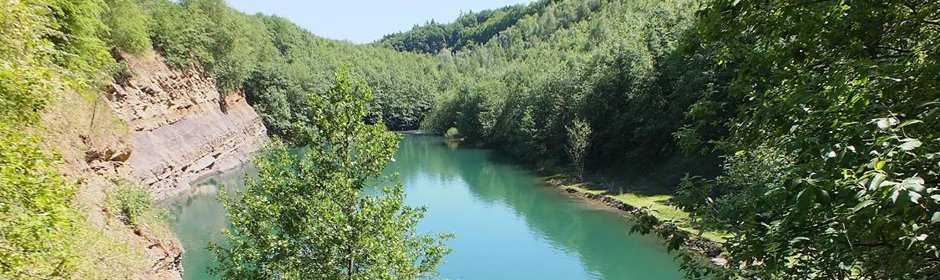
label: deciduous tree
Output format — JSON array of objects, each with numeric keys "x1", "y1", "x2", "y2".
[{"x1": 211, "y1": 71, "x2": 450, "y2": 279}]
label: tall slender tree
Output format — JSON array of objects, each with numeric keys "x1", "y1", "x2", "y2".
[{"x1": 566, "y1": 118, "x2": 591, "y2": 180}]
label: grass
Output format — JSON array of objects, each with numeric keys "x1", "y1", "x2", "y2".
[
  {"x1": 611, "y1": 192, "x2": 728, "y2": 243},
  {"x1": 552, "y1": 175, "x2": 728, "y2": 243}
]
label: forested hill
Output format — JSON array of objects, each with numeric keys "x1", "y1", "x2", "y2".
[
  {"x1": 375, "y1": 0, "x2": 567, "y2": 54},
  {"x1": 137, "y1": 0, "x2": 457, "y2": 133},
  {"x1": 3, "y1": 0, "x2": 938, "y2": 279},
  {"x1": 385, "y1": 0, "x2": 940, "y2": 279},
  {"x1": 406, "y1": 0, "x2": 704, "y2": 166}
]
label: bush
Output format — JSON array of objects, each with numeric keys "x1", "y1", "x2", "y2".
[
  {"x1": 444, "y1": 127, "x2": 460, "y2": 139},
  {"x1": 0, "y1": 0, "x2": 113, "y2": 277},
  {"x1": 0, "y1": 125, "x2": 80, "y2": 278},
  {"x1": 109, "y1": 184, "x2": 153, "y2": 226},
  {"x1": 147, "y1": 1, "x2": 214, "y2": 67}
]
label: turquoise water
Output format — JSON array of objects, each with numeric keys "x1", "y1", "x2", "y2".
[{"x1": 165, "y1": 135, "x2": 683, "y2": 279}]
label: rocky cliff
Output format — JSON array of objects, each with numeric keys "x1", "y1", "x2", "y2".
[
  {"x1": 36, "y1": 48, "x2": 267, "y2": 279},
  {"x1": 105, "y1": 49, "x2": 268, "y2": 200}
]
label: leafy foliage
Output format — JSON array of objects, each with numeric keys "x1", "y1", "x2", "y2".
[
  {"x1": 565, "y1": 118, "x2": 591, "y2": 180},
  {"x1": 668, "y1": 1, "x2": 940, "y2": 278},
  {"x1": 5, "y1": 0, "x2": 936, "y2": 278},
  {"x1": 0, "y1": 0, "x2": 115, "y2": 278},
  {"x1": 377, "y1": 2, "x2": 548, "y2": 54},
  {"x1": 108, "y1": 184, "x2": 154, "y2": 226},
  {"x1": 211, "y1": 71, "x2": 450, "y2": 279},
  {"x1": 444, "y1": 127, "x2": 461, "y2": 140},
  {"x1": 401, "y1": 0, "x2": 940, "y2": 278},
  {"x1": 419, "y1": 0, "x2": 704, "y2": 168},
  {"x1": 139, "y1": 0, "x2": 452, "y2": 131},
  {"x1": 0, "y1": 125, "x2": 78, "y2": 279},
  {"x1": 101, "y1": 0, "x2": 151, "y2": 53}
]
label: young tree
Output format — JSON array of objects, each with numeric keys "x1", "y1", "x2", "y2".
[
  {"x1": 566, "y1": 118, "x2": 591, "y2": 180},
  {"x1": 210, "y1": 70, "x2": 450, "y2": 279}
]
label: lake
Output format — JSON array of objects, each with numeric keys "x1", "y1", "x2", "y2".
[{"x1": 165, "y1": 135, "x2": 683, "y2": 279}]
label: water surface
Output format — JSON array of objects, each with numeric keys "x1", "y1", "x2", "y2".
[{"x1": 165, "y1": 135, "x2": 683, "y2": 279}]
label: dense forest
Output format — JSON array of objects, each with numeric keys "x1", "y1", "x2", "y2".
[
  {"x1": 135, "y1": 0, "x2": 457, "y2": 134},
  {"x1": 388, "y1": 0, "x2": 940, "y2": 278},
  {"x1": 2, "y1": 0, "x2": 938, "y2": 279}
]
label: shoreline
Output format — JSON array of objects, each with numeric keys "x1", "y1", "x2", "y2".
[
  {"x1": 425, "y1": 133, "x2": 729, "y2": 267},
  {"x1": 540, "y1": 173, "x2": 727, "y2": 266}
]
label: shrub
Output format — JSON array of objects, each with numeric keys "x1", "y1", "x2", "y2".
[
  {"x1": 109, "y1": 184, "x2": 153, "y2": 226},
  {"x1": 0, "y1": 125, "x2": 80, "y2": 278},
  {"x1": 444, "y1": 127, "x2": 461, "y2": 139}
]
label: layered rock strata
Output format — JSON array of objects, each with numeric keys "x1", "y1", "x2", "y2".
[{"x1": 104, "y1": 49, "x2": 268, "y2": 200}]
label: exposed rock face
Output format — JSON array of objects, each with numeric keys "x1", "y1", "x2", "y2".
[
  {"x1": 104, "y1": 49, "x2": 268, "y2": 200},
  {"x1": 40, "y1": 73, "x2": 186, "y2": 279}
]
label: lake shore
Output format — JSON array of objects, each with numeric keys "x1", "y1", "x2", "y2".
[
  {"x1": 413, "y1": 134, "x2": 728, "y2": 268},
  {"x1": 540, "y1": 173, "x2": 728, "y2": 267}
]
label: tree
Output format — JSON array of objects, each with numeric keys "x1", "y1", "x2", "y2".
[
  {"x1": 210, "y1": 70, "x2": 450, "y2": 279},
  {"x1": 566, "y1": 118, "x2": 591, "y2": 180},
  {"x1": 669, "y1": 1, "x2": 940, "y2": 279},
  {"x1": 101, "y1": 0, "x2": 151, "y2": 54}
]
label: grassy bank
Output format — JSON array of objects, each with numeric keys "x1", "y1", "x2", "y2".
[
  {"x1": 558, "y1": 178, "x2": 726, "y2": 243},
  {"x1": 541, "y1": 172, "x2": 728, "y2": 264}
]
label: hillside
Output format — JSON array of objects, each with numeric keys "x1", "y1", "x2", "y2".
[
  {"x1": 139, "y1": 0, "x2": 455, "y2": 132},
  {"x1": 2, "y1": 0, "x2": 938, "y2": 279},
  {"x1": 387, "y1": 0, "x2": 940, "y2": 278},
  {"x1": 376, "y1": 0, "x2": 561, "y2": 54}
]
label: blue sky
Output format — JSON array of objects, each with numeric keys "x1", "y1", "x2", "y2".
[{"x1": 226, "y1": 0, "x2": 535, "y2": 44}]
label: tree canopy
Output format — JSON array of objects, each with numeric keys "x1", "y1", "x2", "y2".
[
  {"x1": 210, "y1": 71, "x2": 450, "y2": 279},
  {"x1": 390, "y1": 0, "x2": 940, "y2": 278},
  {"x1": 3, "y1": 0, "x2": 939, "y2": 278}
]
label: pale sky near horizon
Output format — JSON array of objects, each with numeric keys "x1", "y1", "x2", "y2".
[{"x1": 226, "y1": 0, "x2": 535, "y2": 44}]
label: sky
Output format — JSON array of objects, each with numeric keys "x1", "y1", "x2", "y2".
[{"x1": 226, "y1": 0, "x2": 535, "y2": 44}]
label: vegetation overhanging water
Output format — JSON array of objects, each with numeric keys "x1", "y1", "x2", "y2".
[{"x1": 166, "y1": 135, "x2": 682, "y2": 280}]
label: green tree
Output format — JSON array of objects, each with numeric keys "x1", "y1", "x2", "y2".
[
  {"x1": 670, "y1": 1, "x2": 940, "y2": 279},
  {"x1": 101, "y1": 0, "x2": 151, "y2": 54},
  {"x1": 146, "y1": 0, "x2": 213, "y2": 67},
  {"x1": 565, "y1": 118, "x2": 591, "y2": 180},
  {"x1": 0, "y1": 0, "x2": 115, "y2": 278},
  {"x1": 211, "y1": 71, "x2": 450, "y2": 279}
]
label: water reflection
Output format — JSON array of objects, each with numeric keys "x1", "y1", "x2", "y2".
[
  {"x1": 164, "y1": 167, "x2": 256, "y2": 280},
  {"x1": 165, "y1": 135, "x2": 682, "y2": 280},
  {"x1": 390, "y1": 135, "x2": 682, "y2": 280}
]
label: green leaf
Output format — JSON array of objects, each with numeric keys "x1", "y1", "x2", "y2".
[
  {"x1": 931, "y1": 212, "x2": 940, "y2": 224},
  {"x1": 898, "y1": 138, "x2": 922, "y2": 151},
  {"x1": 869, "y1": 173, "x2": 886, "y2": 190},
  {"x1": 901, "y1": 177, "x2": 926, "y2": 193},
  {"x1": 797, "y1": 188, "x2": 815, "y2": 210},
  {"x1": 898, "y1": 119, "x2": 923, "y2": 128},
  {"x1": 790, "y1": 236, "x2": 810, "y2": 244},
  {"x1": 874, "y1": 117, "x2": 898, "y2": 129},
  {"x1": 816, "y1": 188, "x2": 831, "y2": 204},
  {"x1": 909, "y1": 191, "x2": 922, "y2": 204},
  {"x1": 851, "y1": 200, "x2": 874, "y2": 213}
]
